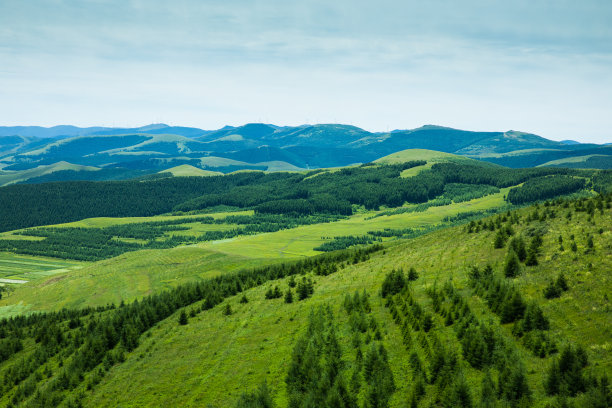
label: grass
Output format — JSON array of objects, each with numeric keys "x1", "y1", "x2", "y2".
[
  {"x1": 160, "y1": 164, "x2": 223, "y2": 177},
  {"x1": 0, "y1": 246, "x2": 280, "y2": 317},
  {"x1": 538, "y1": 154, "x2": 612, "y2": 168},
  {"x1": 39, "y1": 210, "x2": 253, "y2": 229},
  {"x1": 373, "y1": 148, "x2": 498, "y2": 177},
  {"x1": 197, "y1": 188, "x2": 510, "y2": 259},
  {"x1": 0, "y1": 252, "x2": 81, "y2": 281},
  {"x1": 0, "y1": 161, "x2": 99, "y2": 186},
  {"x1": 82, "y1": 199, "x2": 611, "y2": 407},
  {"x1": 375, "y1": 148, "x2": 488, "y2": 165},
  {"x1": 0, "y1": 192, "x2": 509, "y2": 316}
]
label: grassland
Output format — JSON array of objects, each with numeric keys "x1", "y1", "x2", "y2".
[
  {"x1": 160, "y1": 164, "x2": 223, "y2": 177},
  {"x1": 0, "y1": 252, "x2": 80, "y2": 281},
  {"x1": 0, "y1": 246, "x2": 278, "y2": 317},
  {"x1": 41, "y1": 210, "x2": 253, "y2": 229},
  {"x1": 197, "y1": 188, "x2": 510, "y2": 259},
  {"x1": 82, "y1": 198, "x2": 611, "y2": 407},
  {"x1": 0, "y1": 190, "x2": 510, "y2": 316},
  {"x1": 0, "y1": 161, "x2": 99, "y2": 186},
  {"x1": 538, "y1": 154, "x2": 612, "y2": 169}
]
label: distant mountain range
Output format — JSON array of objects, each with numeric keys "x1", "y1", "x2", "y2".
[{"x1": 0, "y1": 123, "x2": 610, "y2": 185}]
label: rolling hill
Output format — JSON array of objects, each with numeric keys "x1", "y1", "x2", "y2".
[
  {"x1": 0, "y1": 192, "x2": 609, "y2": 407},
  {"x1": 0, "y1": 123, "x2": 610, "y2": 185}
]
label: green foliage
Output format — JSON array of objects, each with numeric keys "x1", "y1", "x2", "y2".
[
  {"x1": 296, "y1": 277, "x2": 314, "y2": 301},
  {"x1": 381, "y1": 268, "x2": 406, "y2": 298},
  {"x1": 441, "y1": 183, "x2": 500, "y2": 203},
  {"x1": 265, "y1": 286, "x2": 282, "y2": 300},
  {"x1": 0, "y1": 175, "x2": 260, "y2": 232},
  {"x1": 469, "y1": 265, "x2": 526, "y2": 324},
  {"x1": 507, "y1": 175, "x2": 586, "y2": 204},
  {"x1": 544, "y1": 274, "x2": 569, "y2": 299},
  {"x1": 407, "y1": 267, "x2": 419, "y2": 281},
  {"x1": 504, "y1": 248, "x2": 521, "y2": 278},
  {"x1": 314, "y1": 235, "x2": 378, "y2": 252},
  {"x1": 235, "y1": 382, "x2": 275, "y2": 408},
  {"x1": 3, "y1": 160, "x2": 598, "y2": 234},
  {"x1": 363, "y1": 343, "x2": 396, "y2": 408},
  {"x1": 223, "y1": 304, "x2": 233, "y2": 316},
  {"x1": 285, "y1": 306, "x2": 358, "y2": 408},
  {"x1": 509, "y1": 236, "x2": 527, "y2": 262},
  {"x1": 284, "y1": 289, "x2": 293, "y2": 304},
  {"x1": 178, "y1": 310, "x2": 188, "y2": 325},
  {"x1": 0, "y1": 213, "x2": 342, "y2": 261},
  {"x1": 0, "y1": 244, "x2": 382, "y2": 406},
  {"x1": 545, "y1": 345, "x2": 590, "y2": 397}
]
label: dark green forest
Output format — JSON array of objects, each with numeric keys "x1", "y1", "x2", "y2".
[{"x1": 1, "y1": 161, "x2": 606, "y2": 233}]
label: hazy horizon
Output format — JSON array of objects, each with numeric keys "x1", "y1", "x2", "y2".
[
  {"x1": 1, "y1": 0, "x2": 611, "y2": 144},
  {"x1": 0, "y1": 121, "x2": 607, "y2": 144}
]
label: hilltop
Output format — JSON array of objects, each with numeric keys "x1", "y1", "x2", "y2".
[{"x1": 1, "y1": 123, "x2": 610, "y2": 184}]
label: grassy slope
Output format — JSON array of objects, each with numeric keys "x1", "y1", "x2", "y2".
[
  {"x1": 0, "y1": 192, "x2": 509, "y2": 316},
  {"x1": 0, "y1": 246, "x2": 277, "y2": 317},
  {"x1": 374, "y1": 148, "x2": 497, "y2": 177},
  {"x1": 0, "y1": 252, "x2": 81, "y2": 281},
  {"x1": 84, "y1": 200, "x2": 611, "y2": 407},
  {"x1": 0, "y1": 161, "x2": 100, "y2": 186},
  {"x1": 538, "y1": 154, "x2": 612, "y2": 168},
  {"x1": 198, "y1": 189, "x2": 509, "y2": 259},
  {"x1": 374, "y1": 148, "x2": 484, "y2": 165},
  {"x1": 160, "y1": 164, "x2": 223, "y2": 177}
]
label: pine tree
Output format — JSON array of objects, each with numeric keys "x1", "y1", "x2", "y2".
[
  {"x1": 544, "y1": 280, "x2": 562, "y2": 299},
  {"x1": 587, "y1": 235, "x2": 594, "y2": 251},
  {"x1": 525, "y1": 248, "x2": 538, "y2": 266},
  {"x1": 504, "y1": 248, "x2": 521, "y2": 278},
  {"x1": 501, "y1": 291, "x2": 525, "y2": 323},
  {"x1": 240, "y1": 294, "x2": 249, "y2": 304},
  {"x1": 545, "y1": 360, "x2": 561, "y2": 395},
  {"x1": 297, "y1": 278, "x2": 313, "y2": 301},
  {"x1": 235, "y1": 381, "x2": 275, "y2": 408},
  {"x1": 556, "y1": 273, "x2": 569, "y2": 292},
  {"x1": 480, "y1": 370, "x2": 496, "y2": 408},
  {"x1": 381, "y1": 269, "x2": 406, "y2": 298},
  {"x1": 509, "y1": 236, "x2": 527, "y2": 262},
  {"x1": 223, "y1": 303, "x2": 233, "y2": 316},
  {"x1": 448, "y1": 373, "x2": 473, "y2": 408},
  {"x1": 284, "y1": 289, "x2": 293, "y2": 304},
  {"x1": 178, "y1": 310, "x2": 188, "y2": 325},
  {"x1": 494, "y1": 230, "x2": 506, "y2": 249},
  {"x1": 407, "y1": 267, "x2": 419, "y2": 281}
]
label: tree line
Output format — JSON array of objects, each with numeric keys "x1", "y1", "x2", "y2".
[{"x1": 0, "y1": 244, "x2": 383, "y2": 407}]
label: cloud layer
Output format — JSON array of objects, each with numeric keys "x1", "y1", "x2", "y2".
[{"x1": 1, "y1": 0, "x2": 611, "y2": 142}]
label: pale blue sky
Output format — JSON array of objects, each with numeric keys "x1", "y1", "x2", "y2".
[{"x1": 1, "y1": 0, "x2": 611, "y2": 142}]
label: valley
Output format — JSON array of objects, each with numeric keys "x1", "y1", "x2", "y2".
[{"x1": 0, "y1": 145, "x2": 610, "y2": 407}]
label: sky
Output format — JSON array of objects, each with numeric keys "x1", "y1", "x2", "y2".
[{"x1": 0, "y1": 0, "x2": 611, "y2": 143}]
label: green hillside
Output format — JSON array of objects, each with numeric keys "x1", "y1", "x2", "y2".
[
  {"x1": 160, "y1": 164, "x2": 223, "y2": 177},
  {"x1": 3, "y1": 123, "x2": 609, "y2": 179},
  {"x1": 0, "y1": 161, "x2": 100, "y2": 186},
  {"x1": 0, "y1": 194, "x2": 609, "y2": 407},
  {"x1": 86, "y1": 196, "x2": 612, "y2": 407},
  {"x1": 538, "y1": 154, "x2": 612, "y2": 169}
]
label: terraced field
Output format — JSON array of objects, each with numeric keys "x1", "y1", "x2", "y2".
[{"x1": 0, "y1": 252, "x2": 81, "y2": 281}]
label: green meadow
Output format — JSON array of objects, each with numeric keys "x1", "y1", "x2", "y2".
[
  {"x1": 81, "y1": 199, "x2": 611, "y2": 407},
  {"x1": 0, "y1": 190, "x2": 509, "y2": 316}
]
